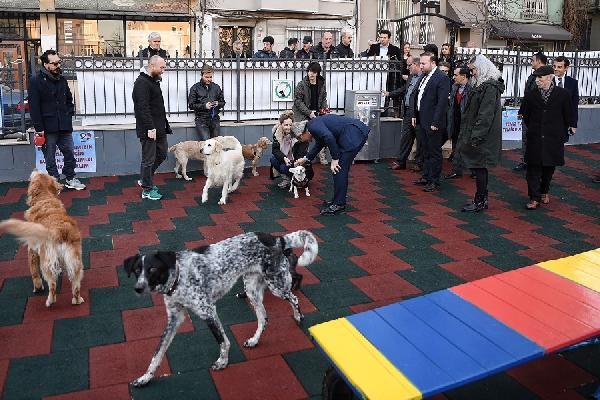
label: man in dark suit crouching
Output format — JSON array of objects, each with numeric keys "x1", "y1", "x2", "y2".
[
  {"x1": 412, "y1": 52, "x2": 452, "y2": 192},
  {"x1": 294, "y1": 115, "x2": 370, "y2": 215}
]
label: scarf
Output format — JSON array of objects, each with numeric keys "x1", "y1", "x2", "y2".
[
  {"x1": 539, "y1": 81, "x2": 554, "y2": 104},
  {"x1": 280, "y1": 134, "x2": 295, "y2": 159}
]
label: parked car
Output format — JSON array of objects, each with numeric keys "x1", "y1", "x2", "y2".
[{"x1": 1, "y1": 85, "x2": 31, "y2": 139}]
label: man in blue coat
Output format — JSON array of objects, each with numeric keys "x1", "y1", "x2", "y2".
[
  {"x1": 294, "y1": 114, "x2": 370, "y2": 215},
  {"x1": 29, "y1": 49, "x2": 86, "y2": 190}
]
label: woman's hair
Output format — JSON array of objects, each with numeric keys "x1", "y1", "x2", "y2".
[
  {"x1": 279, "y1": 110, "x2": 294, "y2": 124},
  {"x1": 469, "y1": 54, "x2": 501, "y2": 86}
]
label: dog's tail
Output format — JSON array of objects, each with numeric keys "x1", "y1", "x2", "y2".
[
  {"x1": 282, "y1": 230, "x2": 318, "y2": 266},
  {"x1": 0, "y1": 219, "x2": 51, "y2": 245}
]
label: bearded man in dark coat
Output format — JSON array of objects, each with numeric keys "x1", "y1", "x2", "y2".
[{"x1": 518, "y1": 65, "x2": 574, "y2": 210}]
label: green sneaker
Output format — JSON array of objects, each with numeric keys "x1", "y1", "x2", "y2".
[{"x1": 141, "y1": 188, "x2": 162, "y2": 200}]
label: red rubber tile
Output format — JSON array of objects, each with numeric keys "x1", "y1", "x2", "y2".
[
  {"x1": 500, "y1": 231, "x2": 561, "y2": 247},
  {"x1": 350, "y1": 273, "x2": 421, "y2": 302},
  {"x1": 230, "y1": 316, "x2": 313, "y2": 360},
  {"x1": 44, "y1": 384, "x2": 131, "y2": 400},
  {"x1": 350, "y1": 252, "x2": 413, "y2": 274},
  {"x1": 89, "y1": 338, "x2": 171, "y2": 388},
  {"x1": 424, "y1": 226, "x2": 477, "y2": 242},
  {"x1": 211, "y1": 355, "x2": 307, "y2": 400},
  {"x1": 518, "y1": 246, "x2": 567, "y2": 265},
  {"x1": 23, "y1": 291, "x2": 90, "y2": 323},
  {"x1": 433, "y1": 241, "x2": 492, "y2": 261},
  {"x1": 0, "y1": 320, "x2": 53, "y2": 359},
  {"x1": 0, "y1": 359, "x2": 9, "y2": 397},
  {"x1": 440, "y1": 259, "x2": 501, "y2": 282},
  {"x1": 348, "y1": 221, "x2": 398, "y2": 236},
  {"x1": 122, "y1": 305, "x2": 194, "y2": 342},
  {"x1": 349, "y1": 235, "x2": 404, "y2": 253},
  {"x1": 89, "y1": 251, "x2": 127, "y2": 269},
  {"x1": 349, "y1": 297, "x2": 406, "y2": 314},
  {"x1": 507, "y1": 354, "x2": 595, "y2": 398}
]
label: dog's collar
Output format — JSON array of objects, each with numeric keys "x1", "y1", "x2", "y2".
[{"x1": 165, "y1": 263, "x2": 180, "y2": 296}]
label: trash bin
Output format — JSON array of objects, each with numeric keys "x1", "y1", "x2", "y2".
[{"x1": 345, "y1": 90, "x2": 381, "y2": 161}]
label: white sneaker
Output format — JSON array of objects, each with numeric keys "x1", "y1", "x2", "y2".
[
  {"x1": 138, "y1": 180, "x2": 158, "y2": 190},
  {"x1": 65, "y1": 178, "x2": 86, "y2": 190}
]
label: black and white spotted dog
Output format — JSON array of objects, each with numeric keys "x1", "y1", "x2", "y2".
[{"x1": 123, "y1": 230, "x2": 318, "y2": 387}]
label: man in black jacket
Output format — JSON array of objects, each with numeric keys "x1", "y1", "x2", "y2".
[
  {"x1": 132, "y1": 55, "x2": 172, "y2": 200},
  {"x1": 313, "y1": 32, "x2": 334, "y2": 59},
  {"x1": 188, "y1": 64, "x2": 225, "y2": 140},
  {"x1": 366, "y1": 30, "x2": 404, "y2": 116},
  {"x1": 279, "y1": 38, "x2": 298, "y2": 59},
  {"x1": 254, "y1": 36, "x2": 277, "y2": 58},
  {"x1": 29, "y1": 50, "x2": 85, "y2": 190},
  {"x1": 331, "y1": 30, "x2": 354, "y2": 58},
  {"x1": 139, "y1": 32, "x2": 168, "y2": 58},
  {"x1": 296, "y1": 36, "x2": 315, "y2": 59}
]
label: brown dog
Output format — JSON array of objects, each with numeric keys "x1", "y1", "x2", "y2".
[
  {"x1": 241, "y1": 136, "x2": 272, "y2": 176},
  {"x1": 0, "y1": 170, "x2": 84, "y2": 307},
  {"x1": 168, "y1": 140, "x2": 206, "y2": 181}
]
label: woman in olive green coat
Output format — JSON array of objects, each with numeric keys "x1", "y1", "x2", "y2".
[{"x1": 457, "y1": 55, "x2": 505, "y2": 212}]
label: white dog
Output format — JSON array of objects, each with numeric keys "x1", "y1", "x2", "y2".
[
  {"x1": 288, "y1": 166, "x2": 311, "y2": 199},
  {"x1": 201, "y1": 136, "x2": 244, "y2": 205}
]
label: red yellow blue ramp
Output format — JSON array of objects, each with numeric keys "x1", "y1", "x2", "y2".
[{"x1": 309, "y1": 249, "x2": 600, "y2": 400}]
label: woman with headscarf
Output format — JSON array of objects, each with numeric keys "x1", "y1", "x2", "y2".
[
  {"x1": 270, "y1": 110, "x2": 313, "y2": 188},
  {"x1": 457, "y1": 54, "x2": 505, "y2": 212}
]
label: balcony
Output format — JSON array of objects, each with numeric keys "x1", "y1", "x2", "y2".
[{"x1": 520, "y1": 0, "x2": 548, "y2": 20}]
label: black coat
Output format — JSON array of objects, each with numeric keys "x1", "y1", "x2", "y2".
[
  {"x1": 331, "y1": 43, "x2": 354, "y2": 58},
  {"x1": 279, "y1": 47, "x2": 296, "y2": 59},
  {"x1": 132, "y1": 72, "x2": 171, "y2": 139},
  {"x1": 313, "y1": 42, "x2": 333, "y2": 59},
  {"x1": 519, "y1": 86, "x2": 573, "y2": 167},
  {"x1": 28, "y1": 68, "x2": 74, "y2": 133},
  {"x1": 139, "y1": 47, "x2": 168, "y2": 58},
  {"x1": 413, "y1": 68, "x2": 451, "y2": 130}
]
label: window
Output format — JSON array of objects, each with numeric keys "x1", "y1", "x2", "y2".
[
  {"x1": 125, "y1": 21, "x2": 190, "y2": 58},
  {"x1": 521, "y1": 0, "x2": 547, "y2": 19},
  {"x1": 57, "y1": 19, "x2": 124, "y2": 57}
]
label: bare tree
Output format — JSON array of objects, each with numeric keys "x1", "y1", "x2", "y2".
[{"x1": 563, "y1": 0, "x2": 588, "y2": 48}]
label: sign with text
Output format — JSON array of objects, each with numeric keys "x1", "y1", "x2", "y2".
[
  {"x1": 502, "y1": 108, "x2": 522, "y2": 141},
  {"x1": 35, "y1": 131, "x2": 97, "y2": 173},
  {"x1": 272, "y1": 79, "x2": 294, "y2": 102}
]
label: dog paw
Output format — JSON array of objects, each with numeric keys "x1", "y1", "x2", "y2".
[
  {"x1": 252, "y1": 172, "x2": 259, "y2": 177},
  {"x1": 243, "y1": 338, "x2": 259, "y2": 348},
  {"x1": 175, "y1": 174, "x2": 182, "y2": 178},
  {"x1": 72, "y1": 296, "x2": 85, "y2": 305},
  {"x1": 306, "y1": 193, "x2": 311, "y2": 197},
  {"x1": 131, "y1": 373, "x2": 153, "y2": 387},
  {"x1": 294, "y1": 195, "x2": 299, "y2": 199},
  {"x1": 211, "y1": 359, "x2": 229, "y2": 370},
  {"x1": 184, "y1": 176, "x2": 192, "y2": 181},
  {"x1": 218, "y1": 199, "x2": 227, "y2": 205},
  {"x1": 201, "y1": 196, "x2": 208, "y2": 203}
]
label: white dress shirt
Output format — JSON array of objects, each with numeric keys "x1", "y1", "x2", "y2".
[{"x1": 417, "y1": 67, "x2": 437, "y2": 111}]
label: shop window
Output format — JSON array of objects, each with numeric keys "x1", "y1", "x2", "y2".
[
  {"x1": 57, "y1": 19, "x2": 124, "y2": 57},
  {"x1": 126, "y1": 21, "x2": 191, "y2": 58}
]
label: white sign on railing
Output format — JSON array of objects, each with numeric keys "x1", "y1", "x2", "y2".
[{"x1": 35, "y1": 131, "x2": 97, "y2": 172}]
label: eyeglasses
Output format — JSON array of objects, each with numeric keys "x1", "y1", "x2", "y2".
[
  {"x1": 469, "y1": 68, "x2": 476, "y2": 72},
  {"x1": 48, "y1": 61, "x2": 61, "y2": 66}
]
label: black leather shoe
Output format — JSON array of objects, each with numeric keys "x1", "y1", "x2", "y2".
[
  {"x1": 413, "y1": 178, "x2": 428, "y2": 185},
  {"x1": 320, "y1": 204, "x2": 346, "y2": 215},
  {"x1": 322, "y1": 200, "x2": 333, "y2": 206},
  {"x1": 444, "y1": 172, "x2": 462, "y2": 179},
  {"x1": 423, "y1": 183, "x2": 440, "y2": 192},
  {"x1": 513, "y1": 162, "x2": 527, "y2": 171}
]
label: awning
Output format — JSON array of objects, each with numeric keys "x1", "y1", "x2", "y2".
[
  {"x1": 489, "y1": 21, "x2": 572, "y2": 41},
  {"x1": 446, "y1": 0, "x2": 484, "y2": 25}
]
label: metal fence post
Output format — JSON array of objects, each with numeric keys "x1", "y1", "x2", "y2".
[
  {"x1": 235, "y1": 55, "x2": 241, "y2": 123},
  {"x1": 513, "y1": 48, "x2": 521, "y2": 106}
]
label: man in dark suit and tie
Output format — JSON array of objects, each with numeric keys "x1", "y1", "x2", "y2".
[
  {"x1": 412, "y1": 52, "x2": 452, "y2": 192},
  {"x1": 294, "y1": 114, "x2": 371, "y2": 215},
  {"x1": 366, "y1": 30, "x2": 404, "y2": 116},
  {"x1": 552, "y1": 55, "x2": 579, "y2": 141}
]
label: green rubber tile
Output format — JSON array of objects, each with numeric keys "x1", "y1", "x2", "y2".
[
  {"x1": 0, "y1": 293, "x2": 27, "y2": 326},
  {"x1": 388, "y1": 230, "x2": 442, "y2": 251},
  {"x1": 4, "y1": 349, "x2": 88, "y2": 399},
  {"x1": 52, "y1": 311, "x2": 124, "y2": 351},
  {"x1": 0, "y1": 236, "x2": 20, "y2": 261},
  {"x1": 460, "y1": 219, "x2": 510, "y2": 238},
  {"x1": 398, "y1": 264, "x2": 463, "y2": 294},
  {"x1": 89, "y1": 285, "x2": 153, "y2": 314},
  {"x1": 445, "y1": 372, "x2": 538, "y2": 400},
  {"x1": 284, "y1": 348, "x2": 330, "y2": 398},
  {"x1": 89, "y1": 213, "x2": 135, "y2": 237},
  {"x1": 302, "y1": 307, "x2": 351, "y2": 332},
  {"x1": 207, "y1": 294, "x2": 258, "y2": 327},
  {"x1": 240, "y1": 217, "x2": 286, "y2": 233},
  {"x1": 155, "y1": 229, "x2": 189, "y2": 250},
  {"x1": 167, "y1": 327, "x2": 245, "y2": 373},
  {"x1": 393, "y1": 247, "x2": 452, "y2": 269},
  {"x1": 554, "y1": 239, "x2": 597, "y2": 255},
  {"x1": 301, "y1": 280, "x2": 371, "y2": 311},
  {"x1": 82, "y1": 234, "x2": 114, "y2": 256},
  {"x1": 469, "y1": 236, "x2": 528, "y2": 255},
  {"x1": 0, "y1": 200, "x2": 27, "y2": 220},
  {"x1": 562, "y1": 342, "x2": 600, "y2": 378},
  {"x1": 0, "y1": 276, "x2": 53, "y2": 298},
  {"x1": 130, "y1": 368, "x2": 220, "y2": 400},
  {"x1": 481, "y1": 252, "x2": 535, "y2": 272},
  {"x1": 0, "y1": 181, "x2": 27, "y2": 198}
]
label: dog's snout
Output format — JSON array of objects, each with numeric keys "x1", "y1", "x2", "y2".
[{"x1": 134, "y1": 282, "x2": 146, "y2": 293}]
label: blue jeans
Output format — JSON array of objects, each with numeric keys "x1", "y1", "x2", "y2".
[
  {"x1": 43, "y1": 131, "x2": 77, "y2": 180},
  {"x1": 195, "y1": 118, "x2": 221, "y2": 140},
  {"x1": 270, "y1": 154, "x2": 292, "y2": 177}
]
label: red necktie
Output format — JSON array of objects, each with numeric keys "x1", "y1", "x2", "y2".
[{"x1": 456, "y1": 90, "x2": 463, "y2": 104}]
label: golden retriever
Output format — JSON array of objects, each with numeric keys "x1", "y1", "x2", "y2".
[
  {"x1": 241, "y1": 136, "x2": 272, "y2": 176},
  {"x1": 0, "y1": 170, "x2": 84, "y2": 307},
  {"x1": 201, "y1": 136, "x2": 245, "y2": 205},
  {"x1": 168, "y1": 140, "x2": 206, "y2": 181}
]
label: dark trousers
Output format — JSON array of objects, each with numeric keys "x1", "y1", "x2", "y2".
[
  {"x1": 331, "y1": 147, "x2": 362, "y2": 206},
  {"x1": 195, "y1": 118, "x2": 221, "y2": 140},
  {"x1": 451, "y1": 133, "x2": 464, "y2": 173},
  {"x1": 270, "y1": 155, "x2": 292, "y2": 177},
  {"x1": 471, "y1": 168, "x2": 489, "y2": 194},
  {"x1": 397, "y1": 110, "x2": 422, "y2": 166},
  {"x1": 420, "y1": 127, "x2": 443, "y2": 186},
  {"x1": 139, "y1": 135, "x2": 168, "y2": 189},
  {"x1": 520, "y1": 123, "x2": 528, "y2": 162},
  {"x1": 42, "y1": 131, "x2": 77, "y2": 180},
  {"x1": 526, "y1": 165, "x2": 555, "y2": 201}
]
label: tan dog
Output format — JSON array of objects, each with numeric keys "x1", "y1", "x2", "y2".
[
  {"x1": 168, "y1": 140, "x2": 206, "y2": 181},
  {"x1": 0, "y1": 170, "x2": 84, "y2": 307},
  {"x1": 241, "y1": 136, "x2": 272, "y2": 176}
]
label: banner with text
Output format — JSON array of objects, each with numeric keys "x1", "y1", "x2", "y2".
[
  {"x1": 35, "y1": 131, "x2": 97, "y2": 173},
  {"x1": 502, "y1": 108, "x2": 522, "y2": 141}
]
